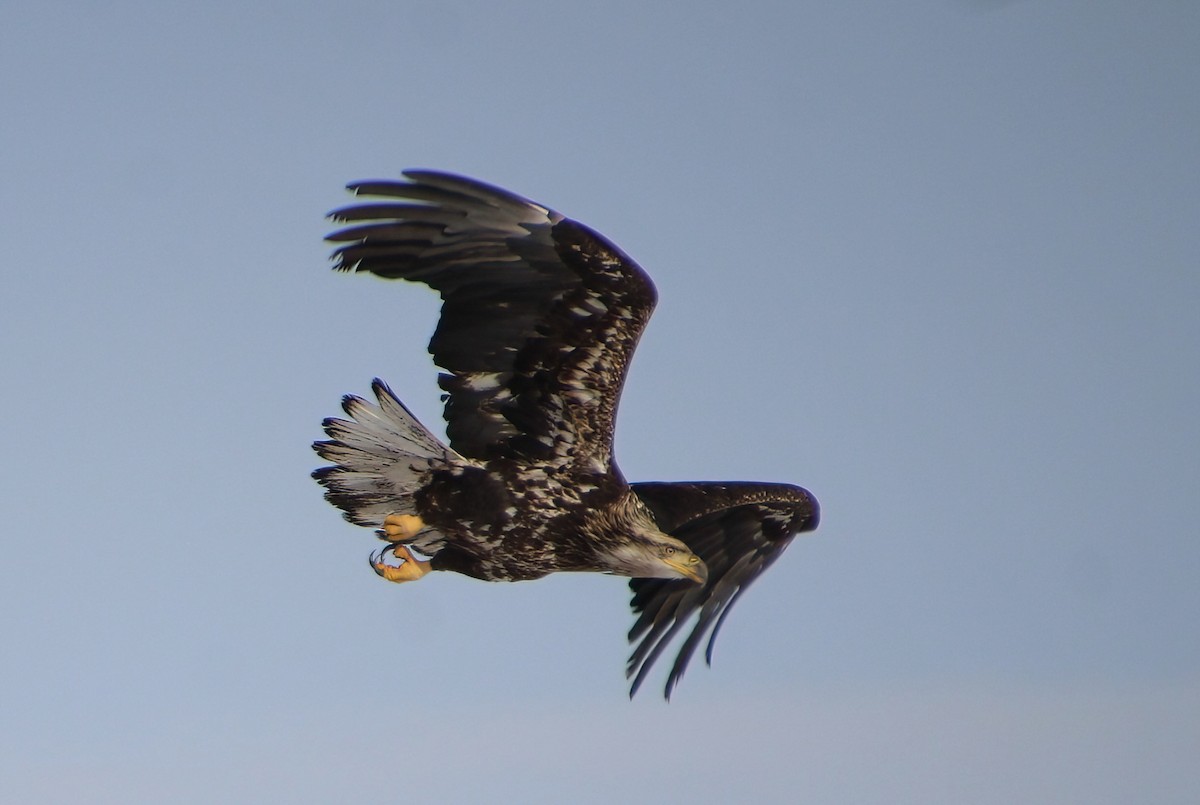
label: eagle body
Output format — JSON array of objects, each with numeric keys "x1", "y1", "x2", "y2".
[
  {"x1": 313, "y1": 171, "x2": 820, "y2": 697},
  {"x1": 414, "y1": 461, "x2": 641, "y2": 582}
]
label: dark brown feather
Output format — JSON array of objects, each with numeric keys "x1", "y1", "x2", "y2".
[
  {"x1": 327, "y1": 171, "x2": 656, "y2": 469},
  {"x1": 628, "y1": 482, "x2": 819, "y2": 699}
]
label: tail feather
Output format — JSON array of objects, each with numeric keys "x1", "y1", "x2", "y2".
[{"x1": 312, "y1": 379, "x2": 455, "y2": 530}]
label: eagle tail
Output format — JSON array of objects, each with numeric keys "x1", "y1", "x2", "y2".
[{"x1": 312, "y1": 378, "x2": 456, "y2": 530}]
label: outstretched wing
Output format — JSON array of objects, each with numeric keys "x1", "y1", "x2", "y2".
[
  {"x1": 326, "y1": 170, "x2": 657, "y2": 473},
  {"x1": 627, "y1": 482, "x2": 820, "y2": 699}
]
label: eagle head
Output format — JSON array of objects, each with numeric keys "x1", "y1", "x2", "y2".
[{"x1": 596, "y1": 494, "x2": 708, "y2": 583}]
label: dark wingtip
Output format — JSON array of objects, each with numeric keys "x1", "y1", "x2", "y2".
[
  {"x1": 801, "y1": 489, "x2": 821, "y2": 532},
  {"x1": 626, "y1": 666, "x2": 647, "y2": 700}
]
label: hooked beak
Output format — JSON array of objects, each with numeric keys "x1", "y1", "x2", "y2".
[{"x1": 666, "y1": 554, "x2": 709, "y2": 584}]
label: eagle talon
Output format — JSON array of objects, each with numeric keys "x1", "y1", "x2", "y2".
[{"x1": 372, "y1": 543, "x2": 432, "y2": 584}]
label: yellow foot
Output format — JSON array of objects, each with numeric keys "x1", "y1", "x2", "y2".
[
  {"x1": 372, "y1": 544, "x2": 432, "y2": 584},
  {"x1": 381, "y1": 513, "x2": 425, "y2": 541}
]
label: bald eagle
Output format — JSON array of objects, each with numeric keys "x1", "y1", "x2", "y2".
[{"x1": 313, "y1": 171, "x2": 820, "y2": 698}]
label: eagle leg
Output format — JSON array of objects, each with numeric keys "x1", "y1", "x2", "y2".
[
  {"x1": 372, "y1": 543, "x2": 432, "y2": 584},
  {"x1": 381, "y1": 513, "x2": 425, "y2": 541}
]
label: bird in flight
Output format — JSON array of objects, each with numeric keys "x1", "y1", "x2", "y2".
[{"x1": 313, "y1": 170, "x2": 820, "y2": 698}]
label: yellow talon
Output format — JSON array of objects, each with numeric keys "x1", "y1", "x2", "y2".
[
  {"x1": 382, "y1": 513, "x2": 425, "y2": 541},
  {"x1": 373, "y1": 544, "x2": 432, "y2": 584}
]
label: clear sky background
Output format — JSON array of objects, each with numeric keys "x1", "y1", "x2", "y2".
[{"x1": 3, "y1": 2, "x2": 1198, "y2": 802}]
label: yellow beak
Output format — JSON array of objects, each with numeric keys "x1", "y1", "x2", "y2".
[{"x1": 666, "y1": 554, "x2": 709, "y2": 584}]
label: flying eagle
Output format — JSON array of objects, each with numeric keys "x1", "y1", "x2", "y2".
[{"x1": 313, "y1": 170, "x2": 820, "y2": 698}]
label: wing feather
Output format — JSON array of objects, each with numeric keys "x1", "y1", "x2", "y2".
[
  {"x1": 627, "y1": 482, "x2": 820, "y2": 699},
  {"x1": 326, "y1": 170, "x2": 657, "y2": 471}
]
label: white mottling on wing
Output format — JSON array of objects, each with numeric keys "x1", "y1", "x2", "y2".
[{"x1": 463, "y1": 371, "x2": 506, "y2": 391}]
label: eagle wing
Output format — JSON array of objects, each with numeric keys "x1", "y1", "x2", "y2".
[
  {"x1": 627, "y1": 482, "x2": 820, "y2": 699},
  {"x1": 326, "y1": 170, "x2": 657, "y2": 472}
]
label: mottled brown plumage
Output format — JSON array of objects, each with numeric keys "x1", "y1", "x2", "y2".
[{"x1": 312, "y1": 171, "x2": 819, "y2": 698}]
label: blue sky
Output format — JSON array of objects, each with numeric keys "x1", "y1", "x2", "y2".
[{"x1": 2, "y1": 2, "x2": 1198, "y2": 802}]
